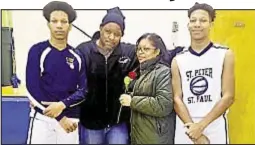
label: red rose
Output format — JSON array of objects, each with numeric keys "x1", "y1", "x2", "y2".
[{"x1": 128, "y1": 71, "x2": 137, "y2": 79}]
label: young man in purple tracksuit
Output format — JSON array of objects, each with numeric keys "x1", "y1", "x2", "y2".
[{"x1": 26, "y1": 1, "x2": 87, "y2": 144}]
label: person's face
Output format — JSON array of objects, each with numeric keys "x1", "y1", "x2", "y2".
[
  {"x1": 188, "y1": 9, "x2": 213, "y2": 41},
  {"x1": 99, "y1": 22, "x2": 122, "y2": 50},
  {"x1": 48, "y1": 10, "x2": 71, "y2": 40},
  {"x1": 136, "y1": 38, "x2": 160, "y2": 63}
]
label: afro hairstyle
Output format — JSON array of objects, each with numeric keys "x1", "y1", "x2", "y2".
[{"x1": 43, "y1": 1, "x2": 77, "y2": 23}]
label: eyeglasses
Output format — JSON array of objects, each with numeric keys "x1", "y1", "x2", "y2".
[{"x1": 136, "y1": 47, "x2": 156, "y2": 53}]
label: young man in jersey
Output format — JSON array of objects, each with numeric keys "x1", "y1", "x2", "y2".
[
  {"x1": 76, "y1": 7, "x2": 138, "y2": 144},
  {"x1": 26, "y1": 1, "x2": 87, "y2": 144},
  {"x1": 172, "y1": 2, "x2": 235, "y2": 144}
]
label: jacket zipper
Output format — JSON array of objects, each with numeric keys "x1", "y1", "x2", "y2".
[
  {"x1": 105, "y1": 57, "x2": 108, "y2": 113},
  {"x1": 156, "y1": 120, "x2": 162, "y2": 134}
]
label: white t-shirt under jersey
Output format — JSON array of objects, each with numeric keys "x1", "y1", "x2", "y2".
[{"x1": 175, "y1": 42, "x2": 228, "y2": 118}]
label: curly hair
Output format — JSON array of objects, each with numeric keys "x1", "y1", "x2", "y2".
[
  {"x1": 43, "y1": 1, "x2": 77, "y2": 23},
  {"x1": 188, "y1": 2, "x2": 216, "y2": 22}
]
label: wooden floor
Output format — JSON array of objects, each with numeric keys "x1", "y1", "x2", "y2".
[{"x1": 2, "y1": 85, "x2": 27, "y2": 97}]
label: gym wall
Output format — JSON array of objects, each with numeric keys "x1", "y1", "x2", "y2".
[
  {"x1": 11, "y1": 10, "x2": 190, "y2": 85},
  {"x1": 210, "y1": 10, "x2": 255, "y2": 144}
]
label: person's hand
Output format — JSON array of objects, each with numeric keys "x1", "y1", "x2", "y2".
[
  {"x1": 42, "y1": 101, "x2": 66, "y2": 118},
  {"x1": 119, "y1": 94, "x2": 132, "y2": 106},
  {"x1": 194, "y1": 134, "x2": 210, "y2": 144},
  {"x1": 59, "y1": 116, "x2": 77, "y2": 133},
  {"x1": 184, "y1": 122, "x2": 205, "y2": 140}
]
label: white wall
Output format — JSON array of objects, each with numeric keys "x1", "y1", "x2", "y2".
[{"x1": 12, "y1": 10, "x2": 191, "y2": 85}]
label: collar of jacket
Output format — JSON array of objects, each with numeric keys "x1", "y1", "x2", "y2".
[
  {"x1": 91, "y1": 39, "x2": 122, "y2": 56},
  {"x1": 140, "y1": 56, "x2": 160, "y2": 74}
]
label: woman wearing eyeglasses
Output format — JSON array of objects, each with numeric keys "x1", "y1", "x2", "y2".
[{"x1": 119, "y1": 33, "x2": 175, "y2": 144}]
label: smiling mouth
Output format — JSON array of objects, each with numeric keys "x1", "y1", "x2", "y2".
[
  {"x1": 55, "y1": 31, "x2": 65, "y2": 34},
  {"x1": 192, "y1": 30, "x2": 202, "y2": 32}
]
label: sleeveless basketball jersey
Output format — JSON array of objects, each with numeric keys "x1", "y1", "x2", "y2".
[{"x1": 175, "y1": 42, "x2": 228, "y2": 118}]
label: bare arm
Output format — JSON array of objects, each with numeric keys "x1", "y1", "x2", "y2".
[
  {"x1": 171, "y1": 58, "x2": 194, "y2": 124},
  {"x1": 199, "y1": 49, "x2": 235, "y2": 129}
]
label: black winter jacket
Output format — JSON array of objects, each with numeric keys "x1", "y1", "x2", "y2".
[{"x1": 76, "y1": 39, "x2": 138, "y2": 129}]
